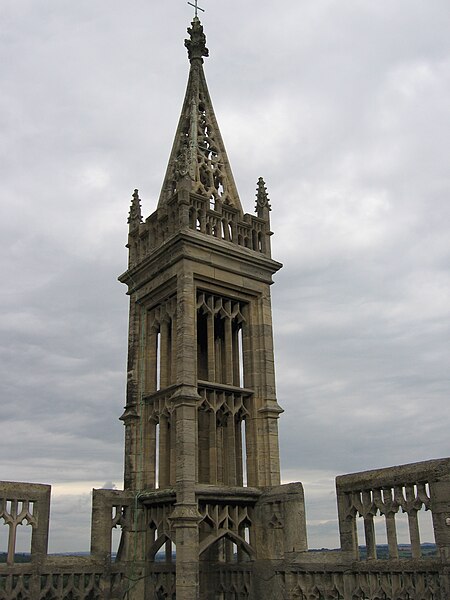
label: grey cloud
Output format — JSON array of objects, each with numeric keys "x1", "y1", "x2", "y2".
[{"x1": 1, "y1": 0, "x2": 449, "y2": 550}]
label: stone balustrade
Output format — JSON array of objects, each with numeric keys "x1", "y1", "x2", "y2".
[
  {"x1": 0, "y1": 482, "x2": 50, "y2": 566},
  {"x1": 336, "y1": 457, "x2": 450, "y2": 561},
  {"x1": 1, "y1": 458, "x2": 450, "y2": 599},
  {"x1": 0, "y1": 562, "x2": 126, "y2": 600},
  {"x1": 128, "y1": 190, "x2": 272, "y2": 269}
]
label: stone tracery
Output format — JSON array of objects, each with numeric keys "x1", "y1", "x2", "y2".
[{"x1": 0, "y1": 13, "x2": 449, "y2": 600}]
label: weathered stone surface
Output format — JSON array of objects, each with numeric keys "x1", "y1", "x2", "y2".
[{"x1": 1, "y1": 15, "x2": 449, "y2": 600}]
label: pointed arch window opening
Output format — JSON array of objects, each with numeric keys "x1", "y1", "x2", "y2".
[
  {"x1": 237, "y1": 324, "x2": 244, "y2": 388},
  {"x1": 13, "y1": 521, "x2": 32, "y2": 562},
  {"x1": 213, "y1": 314, "x2": 226, "y2": 382},
  {"x1": 197, "y1": 390, "x2": 248, "y2": 487},
  {"x1": 155, "y1": 422, "x2": 160, "y2": 489},
  {"x1": 0, "y1": 519, "x2": 7, "y2": 557},
  {"x1": 257, "y1": 231, "x2": 264, "y2": 253},
  {"x1": 156, "y1": 414, "x2": 173, "y2": 489},
  {"x1": 163, "y1": 537, "x2": 175, "y2": 563},
  {"x1": 241, "y1": 417, "x2": 248, "y2": 487},
  {"x1": 196, "y1": 396, "x2": 250, "y2": 487},
  {"x1": 244, "y1": 525, "x2": 250, "y2": 545},
  {"x1": 150, "y1": 528, "x2": 177, "y2": 563},
  {"x1": 197, "y1": 310, "x2": 209, "y2": 381},
  {"x1": 196, "y1": 293, "x2": 250, "y2": 486},
  {"x1": 196, "y1": 292, "x2": 247, "y2": 388},
  {"x1": 201, "y1": 533, "x2": 252, "y2": 565},
  {"x1": 156, "y1": 331, "x2": 161, "y2": 391},
  {"x1": 148, "y1": 521, "x2": 157, "y2": 551},
  {"x1": 227, "y1": 222, "x2": 233, "y2": 242}
]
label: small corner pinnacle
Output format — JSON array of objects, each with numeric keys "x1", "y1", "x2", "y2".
[
  {"x1": 128, "y1": 189, "x2": 143, "y2": 227},
  {"x1": 255, "y1": 177, "x2": 271, "y2": 217}
]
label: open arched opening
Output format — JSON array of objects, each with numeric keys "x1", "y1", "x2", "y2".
[
  {"x1": 149, "y1": 531, "x2": 176, "y2": 563},
  {"x1": 199, "y1": 529, "x2": 254, "y2": 564}
]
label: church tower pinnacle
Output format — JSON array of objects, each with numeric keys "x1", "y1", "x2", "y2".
[
  {"x1": 158, "y1": 16, "x2": 243, "y2": 212},
  {"x1": 118, "y1": 17, "x2": 305, "y2": 600}
]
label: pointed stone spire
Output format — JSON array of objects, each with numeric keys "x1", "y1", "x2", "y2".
[
  {"x1": 128, "y1": 189, "x2": 143, "y2": 230},
  {"x1": 158, "y1": 18, "x2": 243, "y2": 212},
  {"x1": 255, "y1": 177, "x2": 271, "y2": 219}
]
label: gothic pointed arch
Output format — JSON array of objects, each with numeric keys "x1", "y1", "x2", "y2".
[
  {"x1": 198, "y1": 529, "x2": 255, "y2": 560},
  {"x1": 149, "y1": 533, "x2": 176, "y2": 561}
]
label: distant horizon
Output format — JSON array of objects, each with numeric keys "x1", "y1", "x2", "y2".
[
  {"x1": 1, "y1": 0, "x2": 449, "y2": 552},
  {"x1": 1, "y1": 541, "x2": 438, "y2": 560}
]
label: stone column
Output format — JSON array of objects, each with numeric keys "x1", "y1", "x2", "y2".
[
  {"x1": 209, "y1": 409, "x2": 218, "y2": 484},
  {"x1": 405, "y1": 484, "x2": 421, "y2": 558},
  {"x1": 385, "y1": 512, "x2": 399, "y2": 558},
  {"x1": 232, "y1": 324, "x2": 240, "y2": 386},
  {"x1": 5, "y1": 519, "x2": 17, "y2": 566},
  {"x1": 160, "y1": 319, "x2": 170, "y2": 389},
  {"x1": 257, "y1": 407, "x2": 282, "y2": 487},
  {"x1": 30, "y1": 486, "x2": 51, "y2": 562},
  {"x1": 407, "y1": 510, "x2": 421, "y2": 558},
  {"x1": 430, "y1": 469, "x2": 450, "y2": 561},
  {"x1": 215, "y1": 334, "x2": 223, "y2": 383},
  {"x1": 146, "y1": 320, "x2": 158, "y2": 393},
  {"x1": 172, "y1": 395, "x2": 201, "y2": 600},
  {"x1": 159, "y1": 414, "x2": 170, "y2": 488},
  {"x1": 90, "y1": 491, "x2": 112, "y2": 561},
  {"x1": 336, "y1": 490, "x2": 359, "y2": 559},
  {"x1": 123, "y1": 295, "x2": 141, "y2": 490},
  {"x1": 251, "y1": 290, "x2": 283, "y2": 487},
  {"x1": 245, "y1": 413, "x2": 257, "y2": 488},
  {"x1": 363, "y1": 516, "x2": 377, "y2": 559},
  {"x1": 226, "y1": 411, "x2": 237, "y2": 485},
  {"x1": 207, "y1": 311, "x2": 216, "y2": 381},
  {"x1": 235, "y1": 417, "x2": 243, "y2": 486},
  {"x1": 142, "y1": 404, "x2": 156, "y2": 489},
  {"x1": 217, "y1": 421, "x2": 224, "y2": 484},
  {"x1": 170, "y1": 414, "x2": 177, "y2": 486},
  {"x1": 224, "y1": 312, "x2": 233, "y2": 385},
  {"x1": 171, "y1": 313, "x2": 177, "y2": 385},
  {"x1": 430, "y1": 467, "x2": 450, "y2": 597},
  {"x1": 241, "y1": 306, "x2": 258, "y2": 487},
  {"x1": 380, "y1": 487, "x2": 399, "y2": 559},
  {"x1": 170, "y1": 271, "x2": 201, "y2": 600}
]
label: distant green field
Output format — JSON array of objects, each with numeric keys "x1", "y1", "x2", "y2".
[
  {"x1": 308, "y1": 544, "x2": 437, "y2": 559},
  {"x1": 0, "y1": 544, "x2": 438, "y2": 563},
  {"x1": 360, "y1": 544, "x2": 437, "y2": 559},
  {"x1": 0, "y1": 553, "x2": 31, "y2": 563}
]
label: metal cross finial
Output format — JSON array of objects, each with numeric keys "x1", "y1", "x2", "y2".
[{"x1": 187, "y1": 0, "x2": 205, "y2": 17}]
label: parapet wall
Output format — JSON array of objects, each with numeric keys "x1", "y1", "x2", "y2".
[
  {"x1": 336, "y1": 457, "x2": 450, "y2": 562},
  {"x1": 1, "y1": 458, "x2": 449, "y2": 599}
]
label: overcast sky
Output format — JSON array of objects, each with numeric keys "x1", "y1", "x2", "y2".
[{"x1": 1, "y1": 0, "x2": 449, "y2": 552}]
